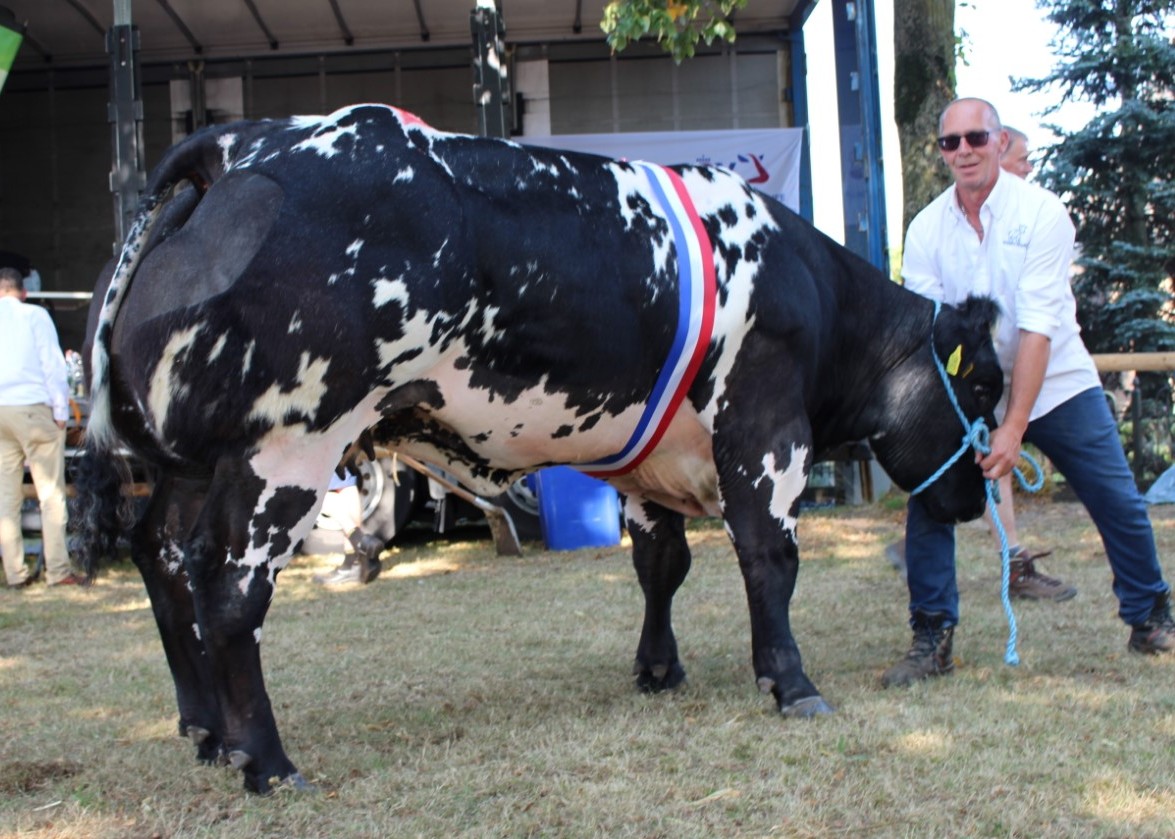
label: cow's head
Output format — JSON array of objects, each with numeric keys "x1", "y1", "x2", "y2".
[{"x1": 871, "y1": 295, "x2": 1003, "y2": 523}]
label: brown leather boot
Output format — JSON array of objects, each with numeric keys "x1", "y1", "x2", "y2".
[
  {"x1": 882, "y1": 611, "x2": 955, "y2": 688},
  {"x1": 1129, "y1": 592, "x2": 1175, "y2": 654},
  {"x1": 1007, "y1": 549, "x2": 1077, "y2": 602}
]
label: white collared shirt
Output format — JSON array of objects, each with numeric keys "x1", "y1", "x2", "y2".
[
  {"x1": 901, "y1": 170, "x2": 1101, "y2": 421},
  {"x1": 0, "y1": 296, "x2": 70, "y2": 421}
]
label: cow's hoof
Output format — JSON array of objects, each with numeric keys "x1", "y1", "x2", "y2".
[
  {"x1": 281, "y1": 772, "x2": 316, "y2": 792},
  {"x1": 633, "y1": 659, "x2": 686, "y2": 693},
  {"x1": 228, "y1": 750, "x2": 252, "y2": 771},
  {"x1": 183, "y1": 724, "x2": 224, "y2": 764},
  {"x1": 779, "y1": 695, "x2": 835, "y2": 718},
  {"x1": 244, "y1": 770, "x2": 317, "y2": 795}
]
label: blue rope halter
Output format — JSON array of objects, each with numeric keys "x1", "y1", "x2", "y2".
[{"x1": 910, "y1": 301, "x2": 1044, "y2": 666}]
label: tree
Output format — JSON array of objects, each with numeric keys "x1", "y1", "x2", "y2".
[
  {"x1": 1020, "y1": 0, "x2": 1175, "y2": 482},
  {"x1": 602, "y1": 0, "x2": 957, "y2": 241},
  {"x1": 893, "y1": 0, "x2": 956, "y2": 238},
  {"x1": 600, "y1": 0, "x2": 745, "y2": 61}
]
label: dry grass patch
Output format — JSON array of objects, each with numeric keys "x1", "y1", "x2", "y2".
[{"x1": 2, "y1": 498, "x2": 1174, "y2": 837}]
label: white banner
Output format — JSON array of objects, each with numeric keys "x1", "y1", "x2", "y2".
[{"x1": 522, "y1": 128, "x2": 804, "y2": 212}]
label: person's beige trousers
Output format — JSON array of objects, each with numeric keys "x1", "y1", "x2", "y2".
[{"x1": 0, "y1": 404, "x2": 71, "y2": 585}]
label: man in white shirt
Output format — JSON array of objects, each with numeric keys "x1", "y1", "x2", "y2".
[
  {"x1": 0, "y1": 267, "x2": 83, "y2": 587},
  {"x1": 883, "y1": 98, "x2": 1172, "y2": 687},
  {"x1": 887, "y1": 124, "x2": 1078, "y2": 602}
]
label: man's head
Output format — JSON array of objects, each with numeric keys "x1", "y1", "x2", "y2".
[
  {"x1": 938, "y1": 98, "x2": 1008, "y2": 200},
  {"x1": 0, "y1": 266, "x2": 24, "y2": 298},
  {"x1": 1000, "y1": 126, "x2": 1032, "y2": 179}
]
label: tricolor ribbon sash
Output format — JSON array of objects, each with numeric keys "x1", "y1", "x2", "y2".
[{"x1": 579, "y1": 162, "x2": 717, "y2": 477}]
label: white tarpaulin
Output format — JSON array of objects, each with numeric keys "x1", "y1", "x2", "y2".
[{"x1": 522, "y1": 128, "x2": 805, "y2": 213}]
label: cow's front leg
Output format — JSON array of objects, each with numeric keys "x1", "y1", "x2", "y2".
[
  {"x1": 184, "y1": 457, "x2": 318, "y2": 793},
  {"x1": 132, "y1": 475, "x2": 226, "y2": 765},
  {"x1": 626, "y1": 496, "x2": 691, "y2": 692},
  {"x1": 717, "y1": 432, "x2": 834, "y2": 717}
]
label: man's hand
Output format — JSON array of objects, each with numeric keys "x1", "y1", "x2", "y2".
[
  {"x1": 55, "y1": 420, "x2": 66, "y2": 430},
  {"x1": 978, "y1": 423, "x2": 1024, "y2": 480},
  {"x1": 979, "y1": 330, "x2": 1049, "y2": 480}
]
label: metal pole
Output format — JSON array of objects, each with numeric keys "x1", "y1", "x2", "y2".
[
  {"x1": 1132, "y1": 379, "x2": 1143, "y2": 480},
  {"x1": 470, "y1": 0, "x2": 509, "y2": 138},
  {"x1": 107, "y1": 0, "x2": 145, "y2": 252},
  {"x1": 187, "y1": 60, "x2": 207, "y2": 130},
  {"x1": 829, "y1": 0, "x2": 888, "y2": 273}
]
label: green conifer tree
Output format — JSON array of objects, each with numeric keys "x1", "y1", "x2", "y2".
[{"x1": 1018, "y1": 0, "x2": 1175, "y2": 482}]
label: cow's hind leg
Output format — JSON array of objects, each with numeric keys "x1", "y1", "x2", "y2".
[
  {"x1": 627, "y1": 497, "x2": 691, "y2": 692},
  {"x1": 132, "y1": 474, "x2": 226, "y2": 764},
  {"x1": 183, "y1": 456, "x2": 321, "y2": 793}
]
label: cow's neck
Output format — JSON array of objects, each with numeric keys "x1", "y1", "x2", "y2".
[{"x1": 817, "y1": 278, "x2": 935, "y2": 450}]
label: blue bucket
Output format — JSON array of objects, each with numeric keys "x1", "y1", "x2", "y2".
[{"x1": 533, "y1": 467, "x2": 622, "y2": 551}]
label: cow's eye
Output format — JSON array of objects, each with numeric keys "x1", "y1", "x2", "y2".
[{"x1": 971, "y1": 382, "x2": 996, "y2": 412}]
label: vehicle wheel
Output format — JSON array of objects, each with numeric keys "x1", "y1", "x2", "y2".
[
  {"x1": 493, "y1": 476, "x2": 543, "y2": 542},
  {"x1": 358, "y1": 455, "x2": 421, "y2": 544}
]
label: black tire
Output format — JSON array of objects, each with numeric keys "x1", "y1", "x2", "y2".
[
  {"x1": 358, "y1": 456, "x2": 421, "y2": 544},
  {"x1": 311, "y1": 454, "x2": 420, "y2": 549},
  {"x1": 493, "y1": 477, "x2": 543, "y2": 542}
]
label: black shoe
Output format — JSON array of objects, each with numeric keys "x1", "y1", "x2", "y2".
[
  {"x1": 360, "y1": 557, "x2": 383, "y2": 584},
  {"x1": 882, "y1": 611, "x2": 955, "y2": 688},
  {"x1": 349, "y1": 533, "x2": 385, "y2": 585},
  {"x1": 1129, "y1": 593, "x2": 1175, "y2": 654},
  {"x1": 6, "y1": 563, "x2": 42, "y2": 589}
]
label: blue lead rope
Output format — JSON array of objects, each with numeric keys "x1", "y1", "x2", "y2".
[{"x1": 910, "y1": 302, "x2": 1044, "y2": 666}]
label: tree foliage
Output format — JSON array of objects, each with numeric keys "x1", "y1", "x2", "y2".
[
  {"x1": 1022, "y1": 0, "x2": 1175, "y2": 481},
  {"x1": 602, "y1": 0, "x2": 958, "y2": 245},
  {"x1": 893, "y1": 0, "x2": 956, "y2": 237},
  {"x1": 600, "y1": 0, "x2": 746, "y2": 61}
]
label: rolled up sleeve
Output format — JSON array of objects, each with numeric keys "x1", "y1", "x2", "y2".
[{"x1": 1014, "y1": 206, "x2": 1075, "y2": 340}]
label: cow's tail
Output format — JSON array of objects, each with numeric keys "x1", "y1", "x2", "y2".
[
  {"x1": 74, "y1": 446, "x2": 135, "y2": 580},
  {"x1": 87, "y1": 123, "x2": 237, "y2": 451},
  {"x1": 79, "y1": 124, "x2": 243, "y2": 576}
]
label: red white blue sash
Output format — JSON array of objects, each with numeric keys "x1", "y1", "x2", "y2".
[{"x1": 580, "y1": 163, "x2": 717, "y2": 477}]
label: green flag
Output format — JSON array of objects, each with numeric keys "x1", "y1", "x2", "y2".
[{"x1": 0, "y1": 24, "x2": 22, "y2": 95}]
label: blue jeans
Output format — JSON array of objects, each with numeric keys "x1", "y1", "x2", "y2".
[{"x1": 905, "y1": 386, "x2": 1169, "y2": 627}]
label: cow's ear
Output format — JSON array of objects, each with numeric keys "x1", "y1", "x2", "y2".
[{"x1": 959, "y1": 294, "x2": 1002, "y2": 332}]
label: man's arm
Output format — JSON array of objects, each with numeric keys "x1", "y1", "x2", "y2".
[
  {"x1": 979, "y1": 330, "x2": 1049, "y2": 480},
  {"x1": 900, "y1": 213, "x2": 946, "y2": 301},
  {"x1": 32, "y1": 309, "x2": 70, "y2": 426}
]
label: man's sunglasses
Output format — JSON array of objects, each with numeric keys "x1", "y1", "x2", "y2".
[{"x1": 936, "y1": 131, "x2": 991, "y2": 152}]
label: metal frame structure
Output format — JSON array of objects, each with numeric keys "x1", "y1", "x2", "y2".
[
  {"x1": 7, "y1": 1, "x2": 890, "y2": 271},
  {"x1": 107, "y1": 0, "x2": 144, "y2": 249}
]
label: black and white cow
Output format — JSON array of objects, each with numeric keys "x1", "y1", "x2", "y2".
[{"x1": 77, "y1": 104, "x2": 1002, "y2": 793}]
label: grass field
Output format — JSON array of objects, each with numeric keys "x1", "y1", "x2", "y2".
[{"x1": 2, "y1": 494, "x2": 1174, "y2": 838}]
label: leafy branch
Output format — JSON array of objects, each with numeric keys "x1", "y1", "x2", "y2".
[{"x1": 600, "y1": 0, "x2": 748, "y2": 61}]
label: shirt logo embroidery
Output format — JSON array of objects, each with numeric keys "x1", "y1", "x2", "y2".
[{"x1": 1003, "y1": 224, "x2": 1029, "y2": 248}]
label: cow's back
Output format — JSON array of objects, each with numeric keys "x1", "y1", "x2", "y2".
[{"x1": 106, "y1": 107, "x2": 697, "y2": 470}]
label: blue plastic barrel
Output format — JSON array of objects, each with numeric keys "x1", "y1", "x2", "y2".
[{"x1": 533, "y1": 467, "x2": 622, "y2": 551}]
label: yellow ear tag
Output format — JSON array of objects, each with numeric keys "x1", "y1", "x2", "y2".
[{"x1": 946, "y1": 344, "x2": 963, "y2": 376}]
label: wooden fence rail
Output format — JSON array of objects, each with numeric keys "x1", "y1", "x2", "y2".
[
  {"x1": 1090, "y1": 353, "x2": 1174, "y2": 484},
  {"x1": 1091, "y1": 353, "x2": 1175, "y2": 373}
]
